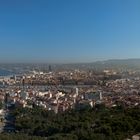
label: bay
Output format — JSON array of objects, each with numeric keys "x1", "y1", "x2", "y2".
[{"x1": 0, "y1": 69, "x2": 15, "y2": 76}]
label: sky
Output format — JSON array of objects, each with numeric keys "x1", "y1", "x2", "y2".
[{"x1": 0, "y1": 0, "x2": 140, "y2": 63}]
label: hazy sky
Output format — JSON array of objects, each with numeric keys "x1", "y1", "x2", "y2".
[{"x1": 0, "y1": 0, "x2": 140, "y2": 63}]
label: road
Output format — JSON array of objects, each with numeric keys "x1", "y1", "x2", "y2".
[
  {"x1": 0, "y1": 98, "x2": 15, "y2": 133},
  {"x1": 0, "y1": 109, "x2": 5, "y2": 133},
  {"x1": 3, "y1": 111, "x2": 15, "y2": 133}
]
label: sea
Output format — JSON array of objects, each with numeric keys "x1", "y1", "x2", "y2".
[{"x1": 0, "y1": 69, "x2": 15, "y2": 77}]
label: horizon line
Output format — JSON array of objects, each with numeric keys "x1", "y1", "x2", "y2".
[{"x1": 0, "y1": 58, "x2": 140, "y2": 64}]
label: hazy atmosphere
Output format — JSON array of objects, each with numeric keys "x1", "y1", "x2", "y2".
[
  {"x1": 1, "y1": 1, "x2": 140, "y2": 140},
  {"x1": 0, "y1": 0, "x2": 140, "y2": 63}
]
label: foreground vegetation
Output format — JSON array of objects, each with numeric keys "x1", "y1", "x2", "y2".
[
  {"x1": 0, "y1": 134, "x2": 45, "y2": 140},
  {"x1": 1, "y1": 104, "x2": 140, "y2": 140}
]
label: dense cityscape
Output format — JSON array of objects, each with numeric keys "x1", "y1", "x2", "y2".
[
  {"x1": 1, "y1": 0, "x2": 140, "y2": 139},
  {"x1": 0, "y1": 63, "x2": 139, "y2": 139}
]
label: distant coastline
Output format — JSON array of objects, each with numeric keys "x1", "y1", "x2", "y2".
[{"x1": 0, "y1": 69, "x2": 15, "y2": 76}]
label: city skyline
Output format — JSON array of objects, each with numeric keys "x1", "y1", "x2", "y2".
[{"x1": 0, "y1": 0, "x2": 140, "y2": 63}]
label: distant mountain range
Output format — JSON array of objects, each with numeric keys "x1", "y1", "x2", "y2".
[
  {"x1": 1, "y1": 58, "x2": 140, "y2": 71},
  {"x1": 96, "y1": 58, "x2": 140, "y2": 65},
  {"x1": 89, "y1": 58, "x2": 140, "y2": 70},
  {"x1": 37, "y1": 58, "x2": 140, "y2": 70}
]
